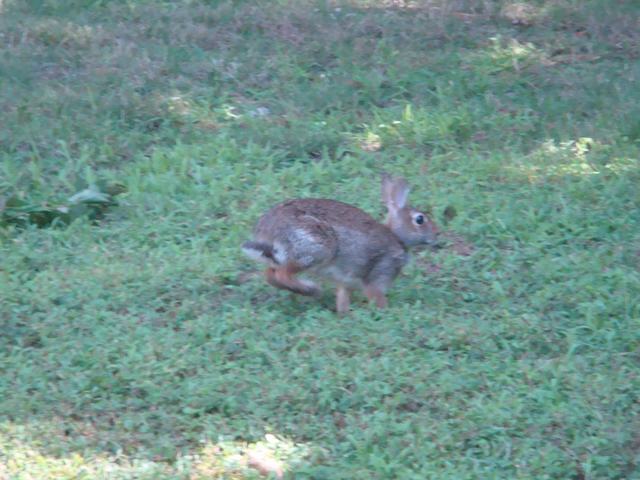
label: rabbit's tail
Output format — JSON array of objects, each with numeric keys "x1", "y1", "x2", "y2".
[{"x1": 242, "y1": 241, "x2": 283, "y2": 266}]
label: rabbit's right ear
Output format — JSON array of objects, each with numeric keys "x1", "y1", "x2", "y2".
[{"x1": 381, "y1": 173, "x2": 394, "y2": 207}]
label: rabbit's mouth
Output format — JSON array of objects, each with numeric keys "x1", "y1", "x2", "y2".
[
  {"x1": 411, "y1": 238, "x2": 442, "y2": 251},
  {"x1": 429, "y1": 240, "x2": 445, "y2": 250},
  {"x1": 421, "y1": 239, "x2": 444, "y2": 251}
]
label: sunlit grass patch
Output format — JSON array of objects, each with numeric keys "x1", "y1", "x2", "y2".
[
  {"x1": 0, "y1": 420, "x2": 169, "y2": 480},
  {"x1": 1, "y1": 419, "x2": 312, "y2": 479},
  {"x1": 28, "y1": 18, "x2": 97, "y2": 49},
  {"x1": 466, "y1": 35, "x2": 548, "y2": 75},
  {"x1": 184, "y1": 434, "x2": 314, "y2": 479},
  {"x1": 509, "y1": 137, "x2": 640, "y2": 182}
]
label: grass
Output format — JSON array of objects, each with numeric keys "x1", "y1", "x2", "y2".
[{"x1": 1, "y1": 0, "x2": 640, "y2": 478}]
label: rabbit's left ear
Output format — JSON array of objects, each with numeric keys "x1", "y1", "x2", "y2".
[
  {"x1": 382, "y1": 174, "x2": 410, "y2": 211},
  {"x1": 381, "y1": 173, "x2": 394, "y2": 207}
]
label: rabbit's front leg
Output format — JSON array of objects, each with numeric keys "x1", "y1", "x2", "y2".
[
  {"x1": 336, "y1": 285, "x2": 351, "y2": 315},
  {"x1": 364, "y1": 285, "x2": 388, "y2": 309}
]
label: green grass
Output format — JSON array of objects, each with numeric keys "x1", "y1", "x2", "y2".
[{"x1": 1, "y1": 0, "x2": 640, "y2": 478}]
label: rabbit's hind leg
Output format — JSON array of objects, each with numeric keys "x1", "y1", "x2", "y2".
[
  {"x1": 265, "y1": 264, "x2": 320, "y2": 297},
  {"x1": 265, "y1": 224, "x2": 336, "y2": 298}
]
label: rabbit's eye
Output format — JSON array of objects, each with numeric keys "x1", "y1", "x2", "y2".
[{"x1": 414, "y1": 214, "x2": 425, "y2": 225}]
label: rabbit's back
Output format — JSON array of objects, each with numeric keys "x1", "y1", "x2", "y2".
[{"x1": 254, "y1": 198, "x2": 396, "y2": 247}]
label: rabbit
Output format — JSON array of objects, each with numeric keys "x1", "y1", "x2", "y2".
[{"x1": 242, "y1": 174, "x2": 439, "y2": 314}]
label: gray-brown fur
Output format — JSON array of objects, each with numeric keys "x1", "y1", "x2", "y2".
[{"x1": 242, "y1": 175, "x2": 439, "y2": 314}]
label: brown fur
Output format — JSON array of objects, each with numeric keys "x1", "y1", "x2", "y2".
[
  {"x1": 265, "y1": 264, "x2": 319, "y2": 296},
  {"x1": 242, "y1": 175, "x2": 439, "y2": 313}
]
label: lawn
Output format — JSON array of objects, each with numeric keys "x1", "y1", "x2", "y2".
[{"x1": 1, "y1": 0, "x2": 639, "y2": 478}]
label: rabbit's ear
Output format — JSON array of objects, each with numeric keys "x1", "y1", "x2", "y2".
[
  {"x1": 381, "y1": 173, "x2": 395, "y2": 207},
  {"x1": 383, "y1": 175, "x2": 410, "y2": 211},
  {"x1": 391, "y1": 177, "x2": 410, "y2": 209}
]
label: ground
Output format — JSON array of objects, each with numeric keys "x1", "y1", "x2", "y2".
[{"x1": 1, "y1": 0, "x2": 639, "y2": 478}]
